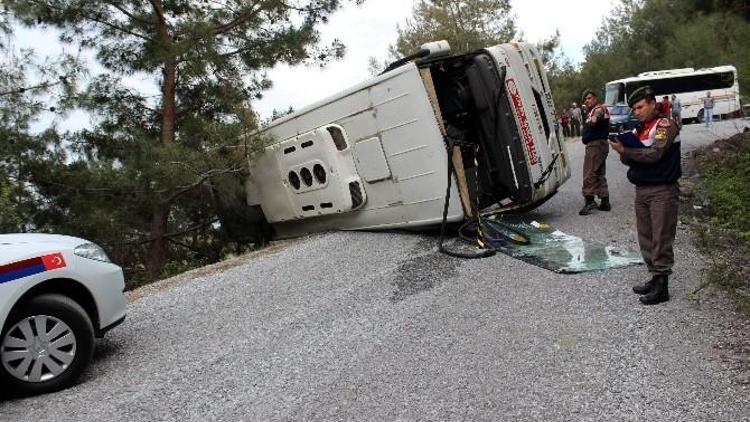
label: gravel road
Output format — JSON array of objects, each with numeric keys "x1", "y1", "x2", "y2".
[{"x1": 2, "y1": 120, "x2": 749, "y2": 421}]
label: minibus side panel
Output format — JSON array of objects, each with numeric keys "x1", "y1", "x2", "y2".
[{"x1": 247, "y1": 64, "x2": 464, "y2": 238}]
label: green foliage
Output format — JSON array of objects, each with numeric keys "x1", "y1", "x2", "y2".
[
  {"x1": 270, "y1": 106, "x2": 295, "y2": 121},
  {"x1": 548, "y1": 0, "x2": 750, "y2": 110},
  {"x1": 391, "y1": 0, "x2": 516, "y2": 57},
  {"x1": 0, "y1": 181, "x2": 23, "y2": 231},
  {"x1": 531, "y1": 31, "x2": 581, "y2": 111},
  {"x1": 0, "y1": 38, "x2": 84, "y2": 233},
  {"x1": 704, "y1": 141, "x2": 750, "y2": 240},
  {"x1": 159, "y1": 256, "x2": 209, "y2": 280},
  {"x1": 3, "y1": 0, "x2": 363, "y2": 283},
  {"x1": 0, "y1": 7, "x2": 12, "y2": 49},
  {"x1": 696, "y1": 260, "x2": 750, "y2": 314},
  {"x1": 685, "y1": 133, "x2": 750, "y2": 313}
]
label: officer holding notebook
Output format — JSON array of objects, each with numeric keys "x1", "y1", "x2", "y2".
[{"x1": 609, "y1": 85, "x2": 681, "y2": 305}]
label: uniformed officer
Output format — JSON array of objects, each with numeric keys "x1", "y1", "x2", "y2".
[
  {"x1": 579, "y1": 89, "x2": 611, "y2": 215},
  {"x1": 609, "y1": 85, "x2": 681, "y2": 305}
]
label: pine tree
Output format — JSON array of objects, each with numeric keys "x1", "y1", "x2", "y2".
[
  {"x1": 0, "y1": 32, "x2": 82, "y2": 234},
  {"x1": 391, "y1": 0, "x2": 516, "y2": 57},
  {"x1": 5, "y1": 0, "x2": 363, "y2": 279}
]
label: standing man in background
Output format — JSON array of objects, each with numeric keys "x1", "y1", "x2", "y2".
[
  {"x1": 569, "y1": 102, "x2": 582, "y2": 137},
  {"x1": 671, "y1": 94, "x2": 682, "y2": 128},
  {"x1": 561, "y1": 108, "x2": 571, "y2": 137},
  {"x1": 579, "y1": 89, "x2": 611, "y2": 215},
  {"x1": 703, "y1": 92, "x2": 714, "y2": 126},
  {"x1": 661, "y1": 95, "x2": 672, "y2": 118},
  {"x1": 609, "y1": 86, "x2": 681, "y2": 305}
]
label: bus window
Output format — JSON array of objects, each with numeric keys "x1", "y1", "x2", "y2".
[
  {"x1": 605, "y1": 83, "x2": 624, "y2": 105},
  {"x1": 668, "y1": 72, "x2": 734, "y2": 93},
  {"x1": 625, "y1": 71, "x2": 735, "y2": 97}
]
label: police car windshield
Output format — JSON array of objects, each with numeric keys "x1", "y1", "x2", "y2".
[{"x1": 607, "y1": 105, "x2": 630, "y2": 115}]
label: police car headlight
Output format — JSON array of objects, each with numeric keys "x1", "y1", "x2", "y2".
[{"x1": 74, "y1": 243, "x2": 111, "y2": 263}]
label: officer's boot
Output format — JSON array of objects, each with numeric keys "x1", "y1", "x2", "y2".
[
  {"x1": 632, "y1": 275, "x2": 656, "y2": 294},
  {"x1": 579, "y1": 196, "x2": 597, "y2": 215},
  {"x1": 639, "y1": 275, "x2": 669, "y2": 305},
  {"x1": 598, "y1": 196, "x2": 611, "y2": 211}
]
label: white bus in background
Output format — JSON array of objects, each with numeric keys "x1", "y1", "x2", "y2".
[{"x1": 605, "y1": 65, "x2": 742, "y2": 123}]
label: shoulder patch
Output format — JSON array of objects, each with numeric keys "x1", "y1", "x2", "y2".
[
  {"x1": 655, "y1": 127, "x2": 668, "y2": 141},
  {"x1": 657, "y1": 118, "x2": 672, "y2": 128}
]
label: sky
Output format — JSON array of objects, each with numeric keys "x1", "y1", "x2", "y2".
[
  {"x1": 12, "y1": 0, "x2": 619, "y2": 127},
  {"x1": 254, "y1": 0, "x2": 619, "y2": 118}
]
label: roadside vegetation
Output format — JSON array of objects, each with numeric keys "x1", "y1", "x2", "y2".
[
  {"x1": 549, "y1": 0, "x2": 750, "y2": 107},
  {"x1": 0, "y1": 1, "x2": 360, "y2": 288},
  {"x1": 682, "y1": 130, "x2": 750, "y2": 313}
]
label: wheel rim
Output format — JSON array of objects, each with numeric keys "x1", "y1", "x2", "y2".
[{"x1": 1, "y1": 315, "x2": 77, "y2": 383}]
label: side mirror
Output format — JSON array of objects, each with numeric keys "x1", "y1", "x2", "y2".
[
  {"x1": 418, "y1": 40, "x2": 451, "y2": 60},
  {"x1": 380, "y1": 40, "x2": 451, "y2": 75}
]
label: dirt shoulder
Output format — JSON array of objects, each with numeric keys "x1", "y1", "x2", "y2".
[
  {"x1": 125, "y1": 239, "x2": 294, "y2": 303},
  {"x1": 680, "y1": 129, "x2": 750, "y2": 382}
]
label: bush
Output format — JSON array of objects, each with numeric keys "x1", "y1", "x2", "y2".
[
  {"x1": 705, "y1": 149, "x2": 750, "y2": 240},
  {"x1": 685, "y1": 132, "x2": 750, "y2": 313}
]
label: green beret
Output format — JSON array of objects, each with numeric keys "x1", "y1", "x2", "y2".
[
  {"x1": 581, "y1": 89, "x2": 596, "y2": 102},
  {"x1": 628, "y1": 85, "x2": 656, "y2": 107}
]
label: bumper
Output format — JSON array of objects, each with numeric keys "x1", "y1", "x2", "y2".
[
  {"x1": 75, "y1": 258, "x2": 128, "y2": 334},
  {"x1": 97, "y1": 314, "x2": 126, "y2": 338}
]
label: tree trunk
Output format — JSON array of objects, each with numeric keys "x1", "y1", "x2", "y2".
[
  {"x1": 145, "y1": 204, "x2": 170, "y2": 279},
  {"x1": 161, "y1": 61, "x2": 177, "y2": 144},
  {"x1": 152, "y1": 0, "x2": 176, "y2": 145},
  {"x1": 149, "y1": 56, "x2": 175, "y2": 273},
  {"x1": 146, "y1": 0, "x2": 176, "y2": 277}
]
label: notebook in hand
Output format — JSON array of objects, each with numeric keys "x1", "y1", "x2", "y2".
[{"x1": 609, "y1": 131, "x2": 645, "y2": 149}]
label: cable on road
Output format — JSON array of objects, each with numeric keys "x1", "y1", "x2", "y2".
[{"x1": 437, "y1": 138, "x2": 530, "y2": 259}]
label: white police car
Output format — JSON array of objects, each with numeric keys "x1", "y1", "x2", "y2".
[{"x1": 0, "y1": 234, "x2": 126, "y2": 396}]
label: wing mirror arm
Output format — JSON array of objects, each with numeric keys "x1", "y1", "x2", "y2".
[{"x1": 380, "y1": 40, "x2": 451, "y2": 75}]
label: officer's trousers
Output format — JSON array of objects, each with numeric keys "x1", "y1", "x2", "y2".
[
  {"x1": 582, "y1": 139, "x2": 609, "y2": 198},
  {"x1": 635, "y1": 184, "x2": 679, "y2": 275}
]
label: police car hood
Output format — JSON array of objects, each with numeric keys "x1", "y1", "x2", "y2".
[
  {"x1": 0, "y1": 233, "x2": 86, "y2": 264},
  {"x1": 610, "y1": 114, "x2": 630, "y2": 123}
]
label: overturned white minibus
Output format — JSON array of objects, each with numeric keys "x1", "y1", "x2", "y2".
[{"x1": 244, "y1": 42, "x2": 570, "y2": 238}]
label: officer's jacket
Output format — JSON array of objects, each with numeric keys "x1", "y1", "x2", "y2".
[
  {"x1": 620, "y1": 116, "x2": 681, "y2": 186},
  {"x1": 581, "y1": 103, "x2": 610, "y2": 143}
]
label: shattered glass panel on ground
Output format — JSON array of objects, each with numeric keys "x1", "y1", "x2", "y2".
[{"x1": 483, "y1": 216, "x2": 643, "y2": 273}]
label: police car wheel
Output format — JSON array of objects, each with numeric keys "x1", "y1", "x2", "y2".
[
  {"x1": 696, "y1": 108, "x2": 704, "y2": 123},
  {"x1": 0, "y1": 294, "x2": 95, "y2": 397}
]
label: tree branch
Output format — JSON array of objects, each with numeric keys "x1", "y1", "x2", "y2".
[
  {"x1": 210, "y1": 1, "x2": 264, "y2": 35},
  {"x1": 0, "y1": 79, "x2": 62, "y2": 97},
  {"x1": 165, "y1": 167, "x2": 243, "y2": 204},
  {"x1": 106, "y1": 218, "x2": 220, "y2": 247},
  {"x1": 106, "y1": 2, "x2": 154, "y2": 27},
  {"x1": 83, "y1": 11, "x2": 154, "y2": 41},
  {"x1": 147, "y1": 0, "x2": 166, "y2": 26},
  {"x1": 41, "y1": 2, "x2": 155, "y2": 42}
]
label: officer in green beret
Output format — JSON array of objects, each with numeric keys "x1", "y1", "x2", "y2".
[{"x1": 609, "y1": 85, "x2": 681, "y2": 305}]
